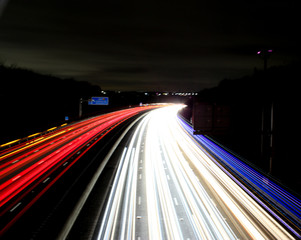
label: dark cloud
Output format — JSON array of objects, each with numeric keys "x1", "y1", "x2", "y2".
[
  {"x1": 0, "y1": 0, "x2": 9, "y2": 16},
  {"x1": 0, "y1": 0, "x2": 299, "y2": 91},
  {"x1": 103, "y1": 67, "x2": 148, "y2": 74}
]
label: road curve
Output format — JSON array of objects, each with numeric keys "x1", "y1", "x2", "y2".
[
  {"x1": 95, "y1": 105, "x2": 297, "y2": 240},
  {"x1": 0, "y1": 106, "x2": 158, "y2": 236}
]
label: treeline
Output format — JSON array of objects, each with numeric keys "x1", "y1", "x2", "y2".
[
  {"x1": 195, "y1": 62, "x2": 300, "y2": 194},
  {"x1": 0, "y1": 65, "x2": 102, "y2": 143},
  {"x1": 0, "y1": 65, "x2": 187, "y2": 144}
]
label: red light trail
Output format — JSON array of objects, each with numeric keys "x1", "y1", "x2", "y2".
[{"x1": 0, "y1": 106, "x2": 158, "y2": 236}]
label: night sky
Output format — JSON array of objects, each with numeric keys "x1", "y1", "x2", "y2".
[{"x1": 0, "y1": 0, "x2": 299, "y2": 91}]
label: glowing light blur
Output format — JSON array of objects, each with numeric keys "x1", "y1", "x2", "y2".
[
  {"x1": 178, "y1": 118, "x2": 301, "y2": 239},
  {"x1": 97, "y1": 105, "x2": 298, "y2": 239},
  {"x1": 0, "y1": 105, "x2": 158, "y2": 236}
]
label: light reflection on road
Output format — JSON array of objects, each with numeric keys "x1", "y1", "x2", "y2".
[{"x1": 97, "y1": 105, "x2": 296, "y2": 240}]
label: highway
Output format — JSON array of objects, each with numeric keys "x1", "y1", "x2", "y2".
[
  {"x1": 1, "y1": 104, "x2": 300, "y2": 239},
  {"x1": 95, "y1": 105, "x2": 299, "y2": 240},
  {"x1": 0, "y1": 105, "x2": 158, "y2": 236}
]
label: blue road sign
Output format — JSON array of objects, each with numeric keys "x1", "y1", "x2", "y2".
[{"x1": 88, "y1": 97, "x2": 109, "y2": 105}]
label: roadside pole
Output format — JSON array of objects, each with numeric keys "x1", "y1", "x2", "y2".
[
  {"x1": 257, "y1": 49, "x2": 274, "y2": 174},
  {"x1": 79, "y1": 98, "x2": 83, "y2": 119}
]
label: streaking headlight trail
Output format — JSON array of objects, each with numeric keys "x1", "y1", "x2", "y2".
[
  {"x1": 178, "y1": 116, "x2": 301, "y2": 239},
  {"x1": 96, "y1": 105, "x2": 299, "y2": 240}
]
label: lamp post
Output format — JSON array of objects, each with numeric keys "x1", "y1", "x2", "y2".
[
  {"x1": 78, "y1": 98, "x2": 82, "y2": 119},
  {"x1": 257, "y1": 49, "x2": 274, "y2": 174},
  {"x1": 257, "y1": 49, "x2": 273, "y2": 71}
]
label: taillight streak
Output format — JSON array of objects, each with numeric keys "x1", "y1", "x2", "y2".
[{"x1": 0, "y1": 106, "x2": 160, "y2": 236}]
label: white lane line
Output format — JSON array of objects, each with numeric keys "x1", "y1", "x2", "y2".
[
  {"x1": 43, "y1": 177, "x2": 50, "y2": 183},
  {"x1": 166, "y1": 175, "x2": 170, "y2": 181},
  {"x1": 10, "y1": 202, "x2": 22, "y2": 212},
  {"x1": 138, "y1": 196, "x2": 141, "y2": 205},
  {"x1": 139, "y1": 173, "x2": 142, "y2": 180},
  {"x1": 174, "y1": 197, "x2": 179, "y2": 206}
]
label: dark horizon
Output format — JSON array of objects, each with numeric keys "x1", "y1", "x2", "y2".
[{"x1": 0, "y1": 0, "x2": 299, "y2": 91}]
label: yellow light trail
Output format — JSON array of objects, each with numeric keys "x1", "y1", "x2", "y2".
[
  {"x1": 0, "y1": 139, "x2": 20, "y2": 148},
  {"x1": 27, "y1": 132, "x2": 41, "y2": 138},
  {"x1": 0, "y1": 131, "x2": 66, "y2": 160}
]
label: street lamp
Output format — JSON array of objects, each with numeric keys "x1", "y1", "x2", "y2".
[
  {"x1": 257, "y1": 49, "x2": 273, "y2": 71},
  {"x1": 257, "y1": 48, "x2": 274, "y2": 174}
]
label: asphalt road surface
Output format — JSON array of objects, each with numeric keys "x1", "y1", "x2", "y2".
[
  {"x1": 1, "y1": 104, "x2": 299, "y2": 239},
  {"x1": 94, "y1": 105, "x2": 296, "y2": 240}
]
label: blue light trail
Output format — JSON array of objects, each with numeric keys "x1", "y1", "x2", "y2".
[{"x1": 178, "y1": 115, "x2": 301, "y2": 239}]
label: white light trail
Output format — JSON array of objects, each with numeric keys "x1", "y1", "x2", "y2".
[
  {"x1": 96, "y1": 105, "x2": 296, "y2": 240},
  {"x1": 97, "y1": 114, "x2": 150, "y2": 240}
]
